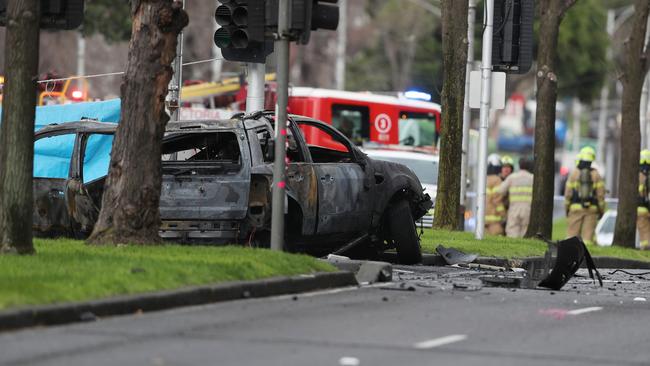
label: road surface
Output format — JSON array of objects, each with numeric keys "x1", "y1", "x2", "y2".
[{"x1": 2, "y1": 265, "x2": 650, "y2": 366}]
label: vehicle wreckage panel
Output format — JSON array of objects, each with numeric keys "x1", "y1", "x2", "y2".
[
  {"x1": 158, "y1": 131, "x2": 251, "y2": 222},
  {"x1": 33, "y1": 178, "x2": 72, "y2": 237}
]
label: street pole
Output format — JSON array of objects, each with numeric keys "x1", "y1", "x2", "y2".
[
  {"x1": 460, "y1": 0, "x2": 476, "y2": 220},
  {"x1": 597, "y1": 10, "x2": 613, "y2": 166},
  {"x1": 76, "y1": 31, "x2": 85, "y2": 92},
  {"x1": 271, "y1": 0, "x2": 291, "y2": 251},
  {"x1": 168, "y1": 0, "x2": 185, "y2": 121},
  {"x1": 212, "y1": 20, "x2": 223, "y2": 82},
  {"x1": 475, "y1": 0, "x2": 493, "y2": 240},
  {"x1": 246, "y1": 63, "x2": 266, "y2": 113},
  {"x1": 642, "y1": 16, "x2": 650, "y2": 149},
  {"x1": 335, "y1": 0, "x2": 347, "y2": 90},
  {"x1": 572, "y1": 97, "x2": 581, "y2": 153}
]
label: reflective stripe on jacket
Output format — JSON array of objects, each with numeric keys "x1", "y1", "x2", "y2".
[{"x1": 564, "y1": 168, "x2": 605, "y2": 213}]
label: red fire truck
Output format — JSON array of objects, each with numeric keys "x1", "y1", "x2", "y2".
[{"x1": 181, "y1": 81, "x2": 442, "y2": 148}]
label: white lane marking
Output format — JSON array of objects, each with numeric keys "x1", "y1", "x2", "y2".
[
  {"x1": 566, "y1": 306, "x2": 603, "y2": 316},
  {"x1": 634, "y1": 297, "x2": 647, "y2": 302},
  {"x1": 414, "y1": 334, "x2": 467, "y2": 349},
  {"x1": 339, "y1": 356, "x2": 360, "y2": 366}
]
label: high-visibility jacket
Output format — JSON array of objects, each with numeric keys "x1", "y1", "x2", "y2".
[
  {"x1": 564, "y1": 168, "x2": 605, "y2": 214},
  {"x1": 639, "y1": 172, "x2": 650, "y2": 215},
  {"x1": 497, "y1": 170, "x2": 533, "y2": 208},
  {"x1": 486, "y1": 174, "x2": 505, "y2": 224}
]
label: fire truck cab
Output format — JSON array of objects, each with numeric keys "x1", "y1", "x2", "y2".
[{"x1": 287, "y1": 87, "x2": 441, "y2": 148}]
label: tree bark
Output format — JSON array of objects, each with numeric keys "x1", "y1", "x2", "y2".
[
  {"x1": 525, "y1": 0, "x2": 575, "y2": 240},
  {"x1": 0, "y1": 0, "x2": 40, "y2": 255},
  {"x1": 613, "y1": 0, "x2": 650, "y2": 248},
  {"x1": 87, "y1": 0, "x2": 188, "y2": 245},
  {"x1": 432, "y1": 0, "x2": 468, "y2": 230}
]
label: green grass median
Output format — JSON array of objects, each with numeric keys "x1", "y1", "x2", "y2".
[
  {"x1": 0, "y1": 239, "x2": 335, "y2": 311},
  {"x1": 420, "y1": 228, "x2": 650, "y2": 263}
]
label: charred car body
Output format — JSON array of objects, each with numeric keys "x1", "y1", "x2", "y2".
[{"x1": 33, "y1": 113, "x2": 432, "y2": 263}]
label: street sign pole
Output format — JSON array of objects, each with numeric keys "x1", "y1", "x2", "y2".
[
  {"x1": 460, "y1": 0, "x2": 476, "y2": 225},
  {"x1": 475, "y1": 0, "x2": 494, "y2": 240},
  {"x1": 246, "y1": 62, "x2": 266, "y2": 113},
  {"x1": 168, "y1": 0, "x2": 185, "y2": 121},
  {"x1": 271, "y1": 0, "x2": 291, "y2": 251}
]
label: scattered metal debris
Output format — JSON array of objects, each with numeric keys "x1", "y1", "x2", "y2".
[
  {"x1": 436, "y1": 245, "x2": 478, "y2": 265},
  {"x1": 538, "y1": 236, "x2": 603, "y2": 290}
]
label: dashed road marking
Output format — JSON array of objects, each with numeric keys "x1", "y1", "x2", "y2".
[
  {"x1": 414, "y1": 334, "x2": 468, "y2": 349},
  {"x1": 566, "y1": 307, "x2": 603, "y2": 316}
]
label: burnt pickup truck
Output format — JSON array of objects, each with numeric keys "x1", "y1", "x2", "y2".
[{"x1": 33, "y1": 112, "x2": 432, "y2": 263}]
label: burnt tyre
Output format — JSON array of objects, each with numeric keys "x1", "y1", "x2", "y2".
[{"x1": 388, "y1": 200, "x2": 422, "y2": 264}]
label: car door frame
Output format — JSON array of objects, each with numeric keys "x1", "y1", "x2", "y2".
[{"x1": 291, "y1": 117, "x2": 373, "y2": 236}]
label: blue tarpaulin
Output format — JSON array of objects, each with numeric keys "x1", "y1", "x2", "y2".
[{"x1": 0, "y1": 99, "x2": 121, "y2": 181}]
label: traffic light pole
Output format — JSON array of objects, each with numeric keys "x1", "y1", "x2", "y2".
[
  {"x1": 246, "y1": 62, "x2": 266, "y2": 113},
  {"x1": 460, "y1": 0, "x2": 476, "y2": 225},
  {"x1": 475, "y1": 0, "x2": 493, "y2": 240},
  {"x1": 270, "y1": 0, "x2": 291, "y2": 251},
  {"x1": 168, "y1": 0, "x2": 185, "y2": 122}
]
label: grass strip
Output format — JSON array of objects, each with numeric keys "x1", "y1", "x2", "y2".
[
  {"x1": 420, "y1": 228, "x2": 650, "y2": 262},
  {"x1": 0, "y1": 239, "x2": 335, "y2": 310}
]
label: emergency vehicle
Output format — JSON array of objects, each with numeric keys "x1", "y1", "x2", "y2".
[{"x1": 180, "y1": 78, "x2": 441, "y2": 149}]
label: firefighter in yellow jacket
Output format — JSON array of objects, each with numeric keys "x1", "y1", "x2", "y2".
[
  {"x1": 486, "y1": 154, "x2": 506, "y2": 235},
  {"x1": 637, "y1": 150, "x2": 650, "y2": 250},
  {"x1": 497, "y1": 157, "x2": 534, "y2": 238},
  {"x1": 564, "y1": 146, "x2": 605, "y2": 245}
]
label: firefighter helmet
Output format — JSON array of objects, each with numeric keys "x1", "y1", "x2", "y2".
[{"x1": 641, "y1": 150, "x2": 650, "y2": 165}]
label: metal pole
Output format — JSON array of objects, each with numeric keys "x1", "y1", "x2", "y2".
[
  {"x1": 641, "y1": 74, "x2": 649, "y2": 149},
  {"x1": 76, "y1": 31, "x2": 85, "y2": 91},
  {"x1": 475, "y1": 0, "x2": 493, "y2": 240},
  {"x1": 572, "y1": 97, "x2": 581, "y2": 152},
  {"x1": 168, "y1": 0, "x2": 185, "y2": 121},
  {"x1": 460, "y1": 0, "x2": 476, "y2": 214},
  {"x1": 271, "y1": 0, "x2": 291, "y2": 251},
  {"x1": 642, "y1": 16, "x2": 650, "y2": 149},
  {"x1": 212, "y1": 20, "x2": 224, "y2": 81},
  {"x1": 597, "y1": 10, "x2": 614, "y2": 171},
  {"x1": 335, "y1": 0, "x2": 347, "y2": 90},
  {"x1": 246, "y1": 63, "x2": 266, "y2": 113}
]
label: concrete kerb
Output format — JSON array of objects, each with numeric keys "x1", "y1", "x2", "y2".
[{"x1": 0, "y1": 271, "x2": 357, "y2": 332}]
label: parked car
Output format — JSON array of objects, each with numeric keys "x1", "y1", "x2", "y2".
[
  {"x1": 363, "y1": 148, "x2": 437, "y2": 227},
  {"x1": 32, "y1": 112, "x2": 432, "y2": 263}
]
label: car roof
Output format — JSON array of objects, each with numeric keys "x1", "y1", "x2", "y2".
[
  {"x1": 35, "y1": 121, "x2": 118, "y2": 137},
  {"x1": 364, "y1": 148, "x2": 439, "y2": 162}
]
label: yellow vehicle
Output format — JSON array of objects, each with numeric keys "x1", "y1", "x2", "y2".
[{"x1": 38, "y1": 77, "x2": 89, "y2": 106}]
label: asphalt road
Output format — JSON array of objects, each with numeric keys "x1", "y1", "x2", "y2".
[{"x1": 2, "y1": 265, "x2": 650, "y2": 366}]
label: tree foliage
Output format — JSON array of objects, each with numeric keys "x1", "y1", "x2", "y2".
[
  {"x1": 555, "y1": 0, "x2": 609, "y2": 102},
  {"x1": 82, "y1": 0, "x2": 132, "y2": 43}
]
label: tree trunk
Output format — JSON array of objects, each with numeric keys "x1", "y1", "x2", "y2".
[
  {"x1": 87, "y1": 0, "x2": 188, "y2": 245},
  {"x1": 0, "y1": 0, "x2": 40, "y2": 255},
  {"x1": 613, "y1": 0, "x2": 650, "y2": 248},
  {"x1": 525, "y1": 0, "x2": 575, "y2": 240},
  {"x1": 432, "y1": 0, "x2": 468, "y2": 230}
]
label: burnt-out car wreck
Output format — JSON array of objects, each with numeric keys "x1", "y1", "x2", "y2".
[{"x1": 33, "y1": 112, "x2": 432, "y2": 263}]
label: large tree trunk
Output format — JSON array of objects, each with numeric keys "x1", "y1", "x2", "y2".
[
  {"x1": 613, "y1": 0, "x2": 650, "y2": 247},
  {"x1": 432, "y1": 0, "x2": 468, "y2": 230},
  {"x1": 87, "y1": 0, "x2": 188, "y2": 245},
  {"x1": 525, "y1": 0, "x2": 575, "y2": 240},
  {"x1": 0, "y1": 0, "x2": 40, "y2": 254}
]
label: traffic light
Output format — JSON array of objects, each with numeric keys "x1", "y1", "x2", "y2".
[
  {"x1": 265, "y1": 0, "x2": 339, "y2": 44},
  {"x1": 214, "y1": 0, "x2": 273, "y2": 63},
  {"x1": 492, "y1": 0, "x2": 534, "y2": 74},
  {"x1": 0, "y1": 0, "x2": 84, "y2": 30}
]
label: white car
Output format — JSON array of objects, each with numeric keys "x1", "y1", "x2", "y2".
[
  {"x1": 364, "y1": 148, "x2": 438, "y2": 227},
  {"x1": 594, "y1": 210, "x2": 640, "y2": 248}
]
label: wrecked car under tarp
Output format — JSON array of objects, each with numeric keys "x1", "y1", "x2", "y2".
[{"x1": 32, "y1": 112, "x2": 432, "y2": 264}]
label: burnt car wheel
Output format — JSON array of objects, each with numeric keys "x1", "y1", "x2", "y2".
[{"x1": 389, "y1": 200, "x2": 422, "y2": 265}]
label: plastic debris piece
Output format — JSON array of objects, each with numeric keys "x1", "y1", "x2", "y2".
[{"x1": 436, "y1": 245, "x2": 478, "y2": 265}]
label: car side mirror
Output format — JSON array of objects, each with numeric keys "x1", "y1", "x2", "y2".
[{"x1": 266, "y1": 139, "x2": 275, "y2": 161}]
